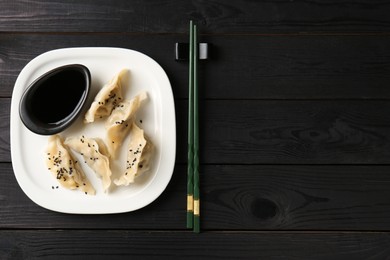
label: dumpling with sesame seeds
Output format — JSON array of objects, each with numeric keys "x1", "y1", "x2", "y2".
[
  {"x1": 114, "y1": 122, "x2": 153, "y2": 186},
  {"x1": 105, "y1": 91, "x2": 148, "y2": 158},
  {"x1": 45, "y1": 135, "x2": 95, "y2": 195},
  {"x1": 84, "y1": 69, "x2": 127, "y2": 123},
  {"x1": 65, "y1": 136, "x2": 112, "y2": 192}
]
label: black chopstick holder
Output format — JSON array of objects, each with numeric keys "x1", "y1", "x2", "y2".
[{"x1": 175, "y1": 42, "x2": 210, "y2": 61}]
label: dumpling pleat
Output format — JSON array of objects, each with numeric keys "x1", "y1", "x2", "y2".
[
  {"x1": 105, "y1": 91, "x2": 148, "y2": 158},
  {"x1": 84, "y1": 69, "x2": 128, "y2": 123},
  {"x1": 45, "y1": 135, "x2": 95, "y2": 195},
  {"x1": 65, "y1": 136, "x2": 112, "y2": 192},
  {"x1": 114, "y1": 122, "x2": 153, "y2": 186}
]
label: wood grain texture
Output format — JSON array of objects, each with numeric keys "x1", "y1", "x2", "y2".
[
  {"x1": 3, "y1": 163, "x2": 390, "y2": 230},
  {"x1": 178, "y1": 99, "x2": 390, "y2": 164},
  {"x1": 195, "y1": 100, "x2": 390, "y2": 164},
  {"x1": 4, "y1": 98, "x2": 390, "y2": 164},
  {"x1": 1, "y1": 0, "x2": 390, "y2": 33},
  {"x1": 0, "y1": 99, "x2": 10, "y2": 162},
  {"x1": 203, "y1": 165, "x2": 390, "y2": 230},
  {"x1": 1, "y1": 230, "x2": 390, "y2": 259},
  {"x1": 2, "y1": 34, "x2": 390, "y2": 99}
]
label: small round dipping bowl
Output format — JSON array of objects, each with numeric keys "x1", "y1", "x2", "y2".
[{"x1": 19, "y1": 64, "x2": 91, "y2": 135}]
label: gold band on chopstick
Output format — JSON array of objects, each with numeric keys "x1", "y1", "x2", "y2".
[
  {"x1": 187, "y1": 195, "x2": 194, "y2": 212},
  {"x1": 194, "y1": 199, "x2": 200, "y2": 216},
  {"x1": 193, "y1": 198, "x2": 200, "y2": 233}
]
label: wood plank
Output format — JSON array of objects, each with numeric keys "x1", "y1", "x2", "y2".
[
  {"x1": 0, "y1": 99, "x2": 10, "y2": 162},
  {"x1": 3, "y1": 163, "x2": 390, "y2": 230},
  {"x1": 2, "y1": 34, "x2": 390, "y2": 99},
  {"x1": 186, "y1": 100, "x2": 390, "y2": 164},
  {"x1": 1, "y1": 0, "x2": 390, "y2": 33},
  {"x1": 4, "y1": 98, "x2": 390, "y2": 164},
  {"x1": 1, "y1": 230, "x2": 390, "y2": 259},
  {"x1": 203, "y1": 165, "x2": 390, "y2": 230}
]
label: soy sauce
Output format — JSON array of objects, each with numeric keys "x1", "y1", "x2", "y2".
[
  {"x1": 19, "y1": 64, "x2": 90, "y2": 135},
  {"x1": 29, "y1": 69, "x2": 86, "y2": 124}
]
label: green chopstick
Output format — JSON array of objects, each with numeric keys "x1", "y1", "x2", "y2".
[
  {"x1": 187, "y1": 20, "x2": 200, "y2": 233},
  {"x1": 193, "y1": 24, "x2": 200, "y2": 233},
  {"x1": 186, "y1": 20, "x2": 194, "y2": 229}
]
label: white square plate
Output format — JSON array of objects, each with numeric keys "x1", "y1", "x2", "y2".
[{"x1": 10, "y1": 47, "x2": 176, "y2": 214}]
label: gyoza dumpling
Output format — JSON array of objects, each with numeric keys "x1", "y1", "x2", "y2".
[
  {"x1": 65, "y1": 136, "x2": 112, "y2": 192},
  {"x1": 84, "y1": 69, "x2": 127, "y2": 123},
  {"x1": 105, "y1": 91, "x2": 148, "y2": 158},
  {"x1": 45, "y1": 135, "x2": 95, "y2": 195},
  {"x1": 114, "y1": 122, "x2": 153, "y2": 186}
]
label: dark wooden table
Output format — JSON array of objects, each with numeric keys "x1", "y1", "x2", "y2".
[{"x1": 2, "y1": 1, "x2": 390, "y2": 259}]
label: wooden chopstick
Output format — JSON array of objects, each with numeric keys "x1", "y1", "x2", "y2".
[
  {"x1": 187, "y1": 20, "x2": 200, "y2": 233},
  {"x1": 186, "y1": 20, "x2": 195, "y2": 229},
  {"x1": 193, "y1": 24, "x2": 200, "y2": 233}
]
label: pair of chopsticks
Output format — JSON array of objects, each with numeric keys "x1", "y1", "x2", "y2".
[{"x1": 187, "y1": 20, "x2": 200, "y2": 233}]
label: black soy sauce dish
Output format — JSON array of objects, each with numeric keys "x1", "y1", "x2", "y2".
[{"x1": 19, "y1": 64, "x2": 91, "y2": 135}]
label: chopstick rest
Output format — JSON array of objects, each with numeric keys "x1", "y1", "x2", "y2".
[{"x1": 175, "y1": 42, "x2": 210, "y2": 61}]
